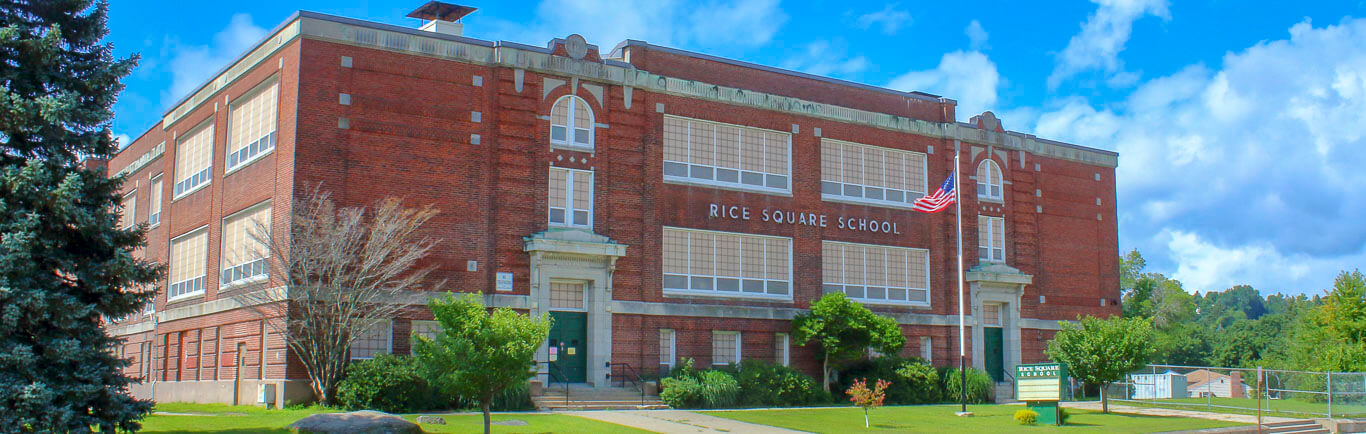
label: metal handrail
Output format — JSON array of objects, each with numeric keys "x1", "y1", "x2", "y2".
[
  {"x1": 607, "y1": 362, "x2": 647, "y2": 404},
  {"x1": 536, "y1": 361, "x2": 570, "y2": 408}
]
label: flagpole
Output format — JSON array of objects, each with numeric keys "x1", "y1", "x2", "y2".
[{"x1": 955, "y1": 139, "x2": 967, "y2": 415}]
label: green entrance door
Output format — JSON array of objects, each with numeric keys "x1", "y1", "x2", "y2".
[
  {"x1": 985, "y1": 327, "x2": 1004, "y2": 382},
  {"x1": 548, "y1": 311, "x2": 588, "y2": 383}
]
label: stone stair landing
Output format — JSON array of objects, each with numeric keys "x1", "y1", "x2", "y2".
[{"x1": 533, "y1": 384, "x2": 667, "y2": 411}]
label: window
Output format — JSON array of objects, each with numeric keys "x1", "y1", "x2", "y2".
[
  {"x1": 168, "y1": 228, "x2": 208, "y2": 300},
  {"x1": 920, "y1": 336, "x2": 932, "y2": 362},
  {"x1": 774, "y1": 333, "x2": 789, "y2": 366},
  {"x1": 660, "y1": 329, "x2": 676, "y2": 370},
  {"x1": 548, "y1": 168, "x2": 592, "y2": 228},
  {"x1": 350, "y1": 320, "x2": 392, "y2": 360},
  {"x1": 548, "y1": 281, "x2": 585, "y2": 310},
  {"x1": 662, "y1": 116, "x2": 790, "y2": 192},
  {"x1": 549, "y1": 95, "x2": 593, "y2": 150},
  {"x1": 821, "y1": 139, "x2": 927, "y2": 207},
  {"x1": 712, "y1": 331, "x2": 740, "y2": 365},
  {"x1": 822, "y1": 241, "x2": 930, "y2": 305},
  {"x1": 226, "y1": 80, "x2": 279, "y2": 172},
  {"x1": 662, "y1": 227, "x2": 791, "y2": 299},
  {"x1": 220, "y1": 202, "x2": 271, "y2": 287},
  {"x1": 173, "y1": 123, "x2": 213, "y2": 198},
  {"x1": 120, "y1": 191, "x2": 137, "y2": 229},
  {"x1": 976, "y1": 159, "x2": 1003, "y2": 201},
  {"x1": 983, "y1": 304, "x2": 1002, "y2": 326},
  {"x1": 411, "y1": 320, "x2": 441, "y2": 340},
  {"x1": 977, "y1": 216, "x2": 1005, "y2": 262},
  {"x1": 149, "y1": 175, "x2": 163, "y2": 226}
]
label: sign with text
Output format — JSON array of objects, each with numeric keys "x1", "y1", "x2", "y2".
[
  {"x1": 496, "y1": 272, "x2": 513, "y2": 292},
  {"x1": 1016, "y1": 363, "x2": 1067, "y2": 401},
  {"x1": 707, "y1": 203, "x2": 904, "y2": 235}
]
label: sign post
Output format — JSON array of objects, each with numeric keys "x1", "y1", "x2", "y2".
[{"x1": 1017, "y1": 363, "x2": 1069, "y2": 425}]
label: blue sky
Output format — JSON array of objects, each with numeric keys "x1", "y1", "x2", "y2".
[{"x1": 107, "y1": 1, "x2": 1366, "y2": 296}]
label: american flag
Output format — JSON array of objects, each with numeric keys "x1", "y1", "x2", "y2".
[{"x1": 912, "y1": 172, "x2": 956, "y2": 213}]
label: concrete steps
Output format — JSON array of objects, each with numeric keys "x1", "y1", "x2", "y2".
[
  {"x1": 994, "y1": 381, "x2": 1017, "y2": 404},
  {"x1": 533, "y1": 384, "x2": 666, "y2": 411},
  {"x1": 1261, "y1": 420, "x2": 1330, "y2": 434}
]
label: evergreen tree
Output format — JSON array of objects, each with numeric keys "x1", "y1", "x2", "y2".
[{"x1": 0, "y1": 1, "x2": 155, "y2": 431}]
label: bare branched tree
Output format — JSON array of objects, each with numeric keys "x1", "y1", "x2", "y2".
[{"x1": 235, "y1": 186, "x2": 441, "y2": 404}]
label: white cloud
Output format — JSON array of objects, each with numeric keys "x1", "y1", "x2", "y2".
[
  {"x1": 1048, "y1": 0, "x2": 1169, "y2": 89},
  {"x1": 113, "y1": 133, "x2": 132, "y2": 150},
  {"x1": 780, "y1": 41, "x2": 869, "y2": 78},
  {"x1": 1015, "y1": 18, "x2": 1366, "y2": 294},
  {"x1": 965, "y1": 20, "x2": 989, "y2": 50},
  {"x1": 887, "y1": 51, "x2": 1000, "y2": 120},
  {"x1": 856, "y1": 4, "x2": 912, "y2": 35},
  {"x1": 162, "y1": 13, "x2": 266, "y2": 108},
  {"x1": 481, "y1": 0, "x2": 786, "y2": 54}
]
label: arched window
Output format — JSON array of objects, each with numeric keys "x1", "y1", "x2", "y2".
[
  {"x1": 976, "y1": 159, "x2": 1003, "y2": 200},
  {"x1": 550, "y1": 95, "x2": 594, "y2": 150}
]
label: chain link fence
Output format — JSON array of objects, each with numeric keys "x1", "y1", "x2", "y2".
[{"x1": 1104, "y1": 364, "x2": 1366, "y2": 418}]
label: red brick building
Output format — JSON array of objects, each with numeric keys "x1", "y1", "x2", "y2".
[{"x1": 105, "y1": 4, "x2": 1119, "y2": 405}]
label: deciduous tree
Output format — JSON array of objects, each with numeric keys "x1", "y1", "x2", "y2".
[
  {"x1": 792, "y1": 292, "x2": 907, "y2": 392},
  {"x1": 1046, "y1": 315, "x2": 1154, "y2": 413}
]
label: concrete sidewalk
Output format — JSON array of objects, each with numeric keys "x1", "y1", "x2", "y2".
[
  {"x1": 568, "y1": 409, "x2": 806, "y2": 433},
  {"x1": 1062, "y1": 401, "x2": 1298, "y2": 425}
]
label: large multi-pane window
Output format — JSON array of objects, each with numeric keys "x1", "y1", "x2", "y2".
[
  {"x1": 712, "y1": 331, "x2": 740, "y2": 365},
  {"x1": 978, "y1": 216, "x2": 1005, "y2": 262},
  {"x1": 548, "y1": 168, "x2": 592, "y2": 228},
  {"x1": 350, "y1": 320, "x2": 392, "y2": 360},
  {"x1": 662, "y1": 116, "x2": 790, "y2": 192},
  {"x1": 226, "y1": 80, "x2": 279, "y2": 172},
  {"x1": 662, "y1": 227, "x2": 791, "y2": 299},
  {"x1": 120, "y1": 191, "x2": 137, "y2": 229},
  {"x1": 822, "y1": 241, "x2": 930, "y2": 306},
  {"x1": 659, "y1": 329, "x2": 676, "y2": 370},
  {"x1": 220, "y1": 202, "x2": 271, "y2": 287},
  {"x1": 173, "y1": 123, "x2": 213, "y2": 197},
  {"x1": 168, "y1": 227, "x2": 208, "y2": 300},
  {"x1": 550, "y1": 95, "x2": 593, "y2": 150},
  {"x1": 149, "y1": 175, "x2": 163, "y2": 227},
  {"x1": 411, "y1": 320, "x2": 442, "y2": 340},
  {"x1": 821, "y1": 138, "x2": 927, "y2": 207},
  {"x1": 548, "y1": 281, "x2": 585, "y2": 310},
  {"x1": 977, "y1": 159, "x2": 1003, "y2": 201}
]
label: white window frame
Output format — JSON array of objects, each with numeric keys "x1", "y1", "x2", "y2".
[
  {"x1": 172, "y1": 121, "x2": 214, "y2": 200},
  {"x1": 120, "y1": 190, "x2": 137, "y2": 229},
  {"x1": 549, "y1": 95, "x2": 594, "y2": 151},
  {"x1": 661, "y1": 115, "x2": 792, "y2": 195},
  {"x1": 712, "y1": 331, "x2": 741, "y2": 366},
  {"x1": 660, "y1": 329, "x2": 676, "y2": 369},
  {"x1": 548, "y1": 167, "x2": 593, "y2": 229},
  {"x1": 775, "y1": 332, "x2": 789, "y2": 367},
  {"x1": 547, "y1": 279, "x2": 589, "y2": 312},
  {"x1": 978, "y1": 216, "x2": 1006, "y2": 263},
  {"x1": 662, "y1": 227, "x2": 794, "y2": 301},
  {"x1": 349, "y1": 320, "x2": 393, "y2": 360},
  {"x1": 920, "y1": 336, "x2": 932, "y2": 362},
  {"x1": 219, "y1": 201, "x2": 272, "y2": 289},
  {"x1": 977, "y1": 159, "x2": 1004, "y2": 201},
  {"x1": 820, "y1": 138, "x2": 928, "y2": 210},
  {"x1": 224, "y1": 78, "x2": 280, "y2": 175},
  {"x1": 821, "y1": 240, "x2": 931, "y2": 307},
  {"x1": 148, "y1": 174, "x2": 163, "y2": 228},
  {"x1": 410, "y1": 320, "x2": 442, "y2": 340},
  {"x1": 167, "y1": 226, "x2": 209, "y2": 302}
]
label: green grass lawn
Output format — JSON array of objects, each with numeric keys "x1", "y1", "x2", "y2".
[
  {"x1": 702, "y1": 404, "x2": 1246, "y2": 433},
  {"x1": 140, "y1": 403, "x2": 650, "y2": 433},
  {"x1": 1116, "y1": 396, "x2": 1366, "y2": 418}
]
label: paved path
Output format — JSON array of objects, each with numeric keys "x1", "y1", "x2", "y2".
[
  {"x1": 1062, "y1": 401, "x2": 1299, "y2": 425},
  {"x1": 569, "y1": 409, "x2": 806, "y2": 433}
]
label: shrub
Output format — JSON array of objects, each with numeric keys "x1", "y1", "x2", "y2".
[
  {"x1": 485, "y1": 382, "x2": 534, "y2": 411},
  {"x1": 1014, "y1": 409, "x2": 1039, "y2": 425},
  {"x1": 836, "y1": 356, "x2": 941, "y2": 404},
  {"x1": 941, "y1": 367, "x2": 994, "y2": 404},
  {"x1": 659, "y1": 375, "x2": 705, "y2": 408},
  {"x1": 336, "y1": 354, "x2": 439, "y2": 412},
  {"x1": 735, "y1": 360, "x2": 820, "y2": 407},
  {"x1": 1059, "y1": 407, "x2": 1071, "y2": 425},
  {"x1": 698, "y1": 370, "x2": 740, "y2": 408}
]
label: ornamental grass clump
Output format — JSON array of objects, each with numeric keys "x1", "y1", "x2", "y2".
[{"x1": 846, "y1": 378, "x2": 890, "y2": 428}]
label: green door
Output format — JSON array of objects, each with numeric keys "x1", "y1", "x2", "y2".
[
  {"x1": 985, "y1": 327, "x2": 1004, "y2": 382},
  {"x1": 548, "y1": 311, "x2": 588, "y2": 383}
]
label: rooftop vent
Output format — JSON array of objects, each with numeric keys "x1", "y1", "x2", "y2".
[{"x1": 407, "y1": 1, "x2": 476, "y2": 36}]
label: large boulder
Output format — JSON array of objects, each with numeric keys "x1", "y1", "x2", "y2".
[{"x1": 287, "y1": 410, "x2": 423, "y2": 434}]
